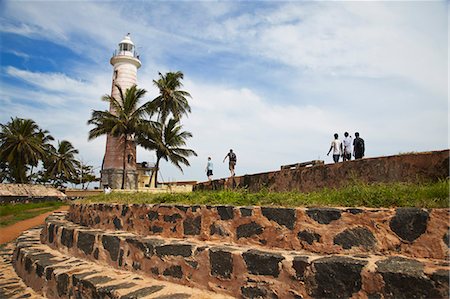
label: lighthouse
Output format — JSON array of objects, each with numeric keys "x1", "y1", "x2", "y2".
[{"x1": 101, "y1": 34, "x2": 141, "y2": 189}]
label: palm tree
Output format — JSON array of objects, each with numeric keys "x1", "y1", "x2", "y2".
[
  {"x1": 88, "y1": 84, "x2": 154, "y2": 189},
  {"x1": 46, "y1": 140, "x2": 79, "y2": 186},
  {"x1": 151, "y1": 71, "x2": 192, "y2": 123},
  {"x1": 0, "y1": 118, "x2": 47, "y2": 183},
  {"x1": 137, "y1": 118, "x2": 197, "y2": 188}
]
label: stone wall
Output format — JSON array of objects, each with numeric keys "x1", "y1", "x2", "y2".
[
  {"x1": 195, "y1": 150, "x2": 449, "y2": 192},
  {"x1": 67, "y1": 204, "x2": 449, "y2": 260}
]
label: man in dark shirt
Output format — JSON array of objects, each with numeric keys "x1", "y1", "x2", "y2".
[
  {"x1": 353, "y1": 132, "x2": 365, "y2": 159},
  {"x1": 223, "y1": 149, "x2": 237, "y2": 176}
]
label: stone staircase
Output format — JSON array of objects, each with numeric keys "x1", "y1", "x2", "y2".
[{"x1": 3, "y1": 203, "x2": 449, "y2": 298}]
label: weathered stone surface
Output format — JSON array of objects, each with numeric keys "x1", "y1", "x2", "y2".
[
  {"x1": 306, "y1": 256, "x2": 367, "y2": 299},
  {"x1": 48, "y1": 224, "x2": 55, "y2": 243},
  {"x1": 210, "y1": 248, "x2": 233, "y2": 279},
  {"x1": 126, "y1": 238, "x2": 163, "y2": 259},
  {"x1": 297, "y1": 230, "x2": 321, "y2": 245},
  {"x1": 61, "y1": 228, "x2": 74, "y2": 248},
  {"x1": 376, "y1": 257, "x2": 439, "y2": 299},
  {"x1": 147, "y1": 211, "x2": 159, "y2": 221},
  {"x1": 389, "y1": 208, "x2": 429, "y2": 242},
  {"x1": 243, "y1": 250, "x2": 285, "y2": 277},
  {"x1": 443, "y1": 231, "x2": 449, "y2": 248},
  {"x1": 240, "y1": 207, "x2": 253, "y2": 217},
  {"x1": 345, "y1": 208, "x2": 363, "y2": 214},
  {"x1": 77, "y1": 231, "x2": 96, "y2": 255},
  {"x1": 121, "y1": 205, "x2": 129, "y2": 216},
  {"x1": 121, "y1": 285, "x2": 165, "y2": 299},
  {"x1": 237, "y1": 222, "x2": 263, "y2": 239},
  {"x1": 102, "y1": 235, "x2": 120, "y2": 261},
  {"x1": 154, "y1": 294, "x2": 191, "y2": 299},
  {"x1": 333, "y1": 227, "x2": 376, "y2": 249},
  {"x1": 241, "y1": 286, "x2": 278, "y2": 299},
  {"x1": 113, "y1": 216, "x2": 123, "y2": 229},
  {"x1": 156, "y1": 244, "x2": 192, "y2": 257},
  {"x1": 292, "y1": 256, "x2": 309, "y2": 280},
  {"x1": 81, "y1": 275, "x2": 113, "y2": 290},
  {"x1": 210, "y1": 224, "x2": 229, "y2": 236},
  {"x1": 94, "y1": 215, "x2": 100, "y2": 224},
  {"x1": 183, "y1": 216, "x2": 201, "y2": 235},
  {"x1": 56, "y1": 273, "x2": 69, "y2": 297},
  {"x1": 430, "y1": 269, "x2": 449, "y2": 298},
  {"x1": 306, "y1": 208, "x2": 341, "y2": 224},
  {"x1": 163, "y1": 265, "x2": 183, "y2": 279},
  {"x1": 217, "y1": 206, "x2": 234, "y2": 220},
  {"x1": 97, "y1": 282, "x2": 137, "y2": 297},
  {"x1": 261, "y1": 207, "x2": 296, "y2": 230},
  {"x1": 151, "y1": 226, "x2": 163, "y2": 233},
  {"x1": 164, "y1": 213, "x2": 182, "y2": 223}
]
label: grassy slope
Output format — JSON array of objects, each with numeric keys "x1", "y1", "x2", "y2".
[
  {"x1": 80, "y1": 180, "x2": 449, "y2": 208},
  {"x1": 0, "y1": 201, "x2": 67, "y2": 227}
]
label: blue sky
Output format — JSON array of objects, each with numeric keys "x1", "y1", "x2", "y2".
[{"x1": 0, "y1": 1, "x2": 448, "y2": 183}]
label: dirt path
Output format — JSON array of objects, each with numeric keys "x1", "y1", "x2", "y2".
[{"x1": 0, "y1": 205, "x2": 69, "y2": 245}]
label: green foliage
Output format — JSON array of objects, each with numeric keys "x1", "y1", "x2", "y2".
[
  {"x1": 0, "y1": 201, "x2": 66, "y2": 227},
  {"x1": 81, "y1": 180, "x2": 449, "y2": 208}
]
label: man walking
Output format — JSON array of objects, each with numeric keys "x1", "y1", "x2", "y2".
[
  {"x1": 223, "y1": 149, "x2": 237, "y2": 176},
  {"x1": 327, "y1": 133, "x2": 343, "y2": 163},
  {"x1": 342, "y1": 132, "x2": 352, "y2": 161},
  {"x1": 205, "y1": 157, "x2": 213, "y2": 181},
  {"x1": 353, "y1": 132, "x2": 365, "y2": 159}
]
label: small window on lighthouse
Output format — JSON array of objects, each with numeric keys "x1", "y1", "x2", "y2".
[{"x1": 114, "y1": 70, "x2": 118, "y2": 79}]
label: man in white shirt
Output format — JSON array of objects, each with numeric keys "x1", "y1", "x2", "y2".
[
  {"x1": 342, "y1": 132, "x2": 352, "y2": 161},
  {"x1": 327, "y1": 133, "x2": 343, "y2": 163}
]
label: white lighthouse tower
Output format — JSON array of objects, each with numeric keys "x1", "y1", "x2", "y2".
[{"x1": 101, "y1": 34, "x2": 141, "y2": 189}]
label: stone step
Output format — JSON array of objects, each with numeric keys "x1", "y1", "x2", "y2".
[
  {"x1": 67, "y1": 203, "x2": 450, "y2": 260},
  {"x1": 43, "y1": 212, "x2": 450, "y2": 299},
  {"x1": 12, "y1": 228, "x2": 232, "y2": 299},
  {"x1": 0, "y1": 242, "x2": 44, "y2": 299}
]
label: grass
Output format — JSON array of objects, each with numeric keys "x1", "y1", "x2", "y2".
[
  {"x1": 79, "y1": 179, "x2": 449, "y2": 208},
  {"x1": 0, "y1": 201, "x2": 67, "y2": 227}
]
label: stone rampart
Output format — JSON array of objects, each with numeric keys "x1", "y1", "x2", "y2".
[
  {"x1": 195, "y1": 150, "x2": 449, "y2": 192},
  {"x1": 68, "y1": 203, "x2": 449, "y2": 260}
]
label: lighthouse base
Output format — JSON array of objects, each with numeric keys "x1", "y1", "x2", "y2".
[{"x1": 101, "y1": 168, "x2": 138, "y2": 190}]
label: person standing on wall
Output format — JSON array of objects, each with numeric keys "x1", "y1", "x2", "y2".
[
  {"x1": 205, "y1": 157, "x2": 213, "y2": 181},
  {"x1": 342, "y1": 132, "x2": 353, "y2": 161},
  {"x1": 223, "y1": 149, "x2": 237, "y2": 177},
  {"x1": 327, "y1": 133, "x2": 343, "y2": 163},
  {"x1": 353, "y1": 132, "x2": 365, "y2": 159}
]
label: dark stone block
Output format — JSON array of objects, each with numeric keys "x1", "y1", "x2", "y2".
[
  {"x1": 389, "y1": 208, "x2": 429, "y2": 242},
  {"x1": 241, "y1": 286, "x2": 278, "y2": 299},
  {"x1": 163, "y1": 265, "x2": 183, "y2": 279},
  {"x1": 72, "y1": 271, "x2": 98, "y2": 286},
  {"x1": 240, "y1": 207, "x2": 253, "y2": 217},
  {"x1": 183, "y1": 216, "x2": 201, "y2": 235},
  {"x1": 153, "y1": 294, "x2": 191, "y2": 299},
  {"x1": 164, "y1": 213, "x2": 182, "y2": 223},
  {"x1": 24, "y1": 256, "x2": 32, "y2": 273},
  {"x1": 102, "y1": 235, "x2": 120, "y2": 261},
  {"x1": 368, "y1": 294, "x2": 381, "y2": 299},
  {"x1": 306, "y1": 208, "x2": 341, "y2": 224},
  {"x1": 121, "y1": 286, "x2": 164, "y2": 299},
  {"x1": 156, "y1": 244, "x2": 192, "y2": 257},
  {"x1": 345, "y1": 208, "x2": 363, "y2": 214},
  {"x1": 306, "y1": 256, "x2": 367, "y2": 299},
  {"x1": 94, "y1": 215, "x2": 100, "y2": 224},
  {"x1": 113, "y1": 216, "x2": 123, "y2": 230},
  {"x1": 151, "y1": 267, "x2": 159, "y2": 275},
  {"x1": 217, "y1": 206, "x2": 234, "y2": 220},
  {"x1": 237, "y1": 222, "x2": 263, "y2": 238},
  {"x1": 297, "y1": 230, "x2": 321, "y2": 245},
  {"x1": 175, "y1": 205, "x2": 189, "y2": 212},
  {"x1": 151, "y1": 226, "x2": 163, "y2": 233},
  {"x1": 48, "y1": 224, "x2": 55, "y2": 243},
  {"x1": 45, "y1": 266, "x2": 54, "y2": 280},
  {"x1": 191, "y1": 205, "x2": 200, "y2": 212},
  {"x1": 187, "y1": 260, "x2": 198, "y2": 269},
  {"x1": 261, "y1": 207, "x2": 296, "y2": 230},
  {"x1": 93, "y1": 248, "x2": 99, "y2": 259},
  {"x1": 118, "y1": 249, "x2": 124, "y2": 266},
  {"x1": 243, "y1": 250, "x2": 285, "y2": 277},
  {"x1": 77, "y1": 231, "x2": 96, "y2": 255},
  {"x1": 334, "y1": 227, "x2": 376, "y2": 249},
  {"x1": 443, "y1": 231, "x2": 449, "y2": 248},
  {"x1": 132, "y1": 261, "x2": 141, "y2": 270},
  {"x1": 147, "y1": 211, "x2": 159, "y2": 221},
  {"x1": 81, "y1": 275, "x2": 113, "y2": 290},
  {"x1": 376, "y1": 257, "x2": 439, "y2": 299},
  {"x1": 210, "y1": 248, "x2": 233, "y2": 279},
  {"x1": 57, "y1": 273, "x2": 69, "y2": 297},
  {"x1": 210, "y1": 224, "x2": 230, "y2": 236},
  {"x1": 431, "y1": 269, "x2": 450, "y2": 298},
  {"x1": 121, "y1": 205, "x2": 129, "y2": 216},
  {"x1": 61, "y1": 228, "x2": 74, "y2": 248},
  {"x1": 293, "y1": 256, "x2": 309, "y2": 280},
  {"x1": 126, "y1": 238, "x2": 163, "y2": 259},
  {"x1": 97, "y1": 282, "x2": 137, "y2": 297}
]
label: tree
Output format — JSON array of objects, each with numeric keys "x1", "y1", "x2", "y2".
[
  {"x1": 151, "y1": 71, "x2": 192, "y2": 123},
  {"x1": 88, "y1": 84, "x2": 154, "y2": 189},
  {"x1": 0, "y1": 118, "x2": 47, "y2": 183},
  {"x1": 46, "y1": 140, "x2": 79, "y2": 187},
  {"x1": 137, "y1": 118, "x2": 197, "y2": 187}
]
